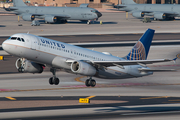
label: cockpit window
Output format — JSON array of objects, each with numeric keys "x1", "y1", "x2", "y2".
[
  {"x1": 11, "y1": 37, "x2": 17, "y2": 40},
  {"x1": 17, "y1": 38, "x2": 21, "y2": 41},
  {"x1": 21, "y1": 38, "x2": 25, "y2": 42},
  {"x1": 91, "y1": 10, "x2": 97, "y2": 13}
]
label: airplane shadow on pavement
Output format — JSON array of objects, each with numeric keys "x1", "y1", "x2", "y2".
[
  {"x1": 0, "y1": 25, "x2": 6, "y2": 27},
  {"x1": 67, "y1": 21, "x2": 118, "y2": 24},
  {"x1": 94, "y1": 106, "x2": 180, "y2": 113},
  {"x1": 38, "y1": 20, "x2": 117, "y2": 25}
]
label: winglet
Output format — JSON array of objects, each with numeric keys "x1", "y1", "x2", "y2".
[{"x1": 172, "y1": 53, "x2": 180, "y2": 63}]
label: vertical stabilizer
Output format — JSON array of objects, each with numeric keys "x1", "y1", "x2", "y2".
[
  {"x1": 125, "y1": 29, "x2": 155, "y2": 60},
  {"x1": 121, "y1": 0, "x2": 136, "y2": 5},
  {"x1": 13, "y1": 0, "x2": 27, "y2": 7}
]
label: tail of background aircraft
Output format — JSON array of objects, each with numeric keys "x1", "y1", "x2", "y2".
[
  {"x1": 13, "y1": 0, "x2": 27, "y2": 7},
  {"x1": 121, "y1": 0, "x2": 136, "y2": 4},
  {"x1": 125, "y1": 29, "x2": 155, "y2": 60}
]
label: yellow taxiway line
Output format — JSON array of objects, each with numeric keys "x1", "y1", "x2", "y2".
[
  {"x1": 86, "y1": 96, "x2": 96, "y2": 99},
  {"x1": 140, "y1": 96, "x2": 170, "y2": 100},
  {"x1": 5, "y1": 97, "x2": 16, "y2": 100}
]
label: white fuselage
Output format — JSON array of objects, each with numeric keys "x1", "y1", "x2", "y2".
[
  {"x1": 122, "y1": 4, "x2": 180, "y2": 17},
  {"x1": 2, "y1": 33, "x2": 153, "y2": 79}
]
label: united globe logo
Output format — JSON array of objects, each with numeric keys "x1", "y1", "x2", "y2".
[{"x1": 126, "y1": 41, "x2": 146, "y2": 60}]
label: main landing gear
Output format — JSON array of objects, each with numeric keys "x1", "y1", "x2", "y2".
[
  {"x1": 85, "y1": 77, "x2": 96, "y2": 87},
  {"x1": 49, "y1": 68, "x2": 59, "y2": 85}
]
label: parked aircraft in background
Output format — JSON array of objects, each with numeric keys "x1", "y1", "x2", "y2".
[
  {"x1": 2, "y1": 29, "x2": 175, "y2": 87},
  {"x1": 3, "y1": 0, "x2": 102, "y2": 24},
  {"x1": 112, "y1": 0, "x2": 180, "y2": 20}
]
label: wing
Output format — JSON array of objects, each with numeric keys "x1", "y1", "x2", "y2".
[
  {"x1": 138, "y1": 68, "x2": 176, "y2": 72},
  {"x1": 91, "y1": 59, "x2": 173, "y2": 67},
  {"x1": 66, "y1": 59, "x2": 173, "y2": 68},
  {"x1": 31, "y1": 14, "x2": 70, "y2": 19},
  {"x1": 141, "y1": 11, "x2": 179, "y2": 17}
]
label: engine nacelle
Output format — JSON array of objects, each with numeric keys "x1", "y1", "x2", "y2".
[
  {"x1": 15, "y1": 58, "x2": 44, "y2": 73},
  {"x1": 132, "y1": 12, "x2": 145, "y2": 18},
  {"x1": 71, "y1": 61, "x2": 96, "y2": 76},
  {"x1": 154, "y1": 13, "x2": 166, "y2": 19},
  {"x1": 22, "y1": 14, "x2": 35, "y2": 21},
  {"x1": 45, "y1": 16, "x2": 57, "y2": 23}
]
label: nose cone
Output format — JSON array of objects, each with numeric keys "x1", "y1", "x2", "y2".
[
  {"x1": 2, "y1": 40, "x2": 8, "y2": 52},
  {"x1": 97, "y1": 12, "x2": 102, "y2": 18},
  {"x1": 2, "y1": 41, "x2": 6, "y2": 51}
]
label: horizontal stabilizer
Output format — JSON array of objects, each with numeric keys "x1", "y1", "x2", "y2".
[
  {"x1": 106, "y1": 8, "x2": 124, "y2": 11},
  {"x1": 114, "y1": 5, "x2": 127, "y2": 8},
  {"x1": 79, "y1": 4, "x2": 89, "y2": 7},
  {"x1": 3, "y1": 7, "x2": 18, "y2": 11},
  {"x1": 138, "y1": 68, "x2": 176, "y2": 72}
]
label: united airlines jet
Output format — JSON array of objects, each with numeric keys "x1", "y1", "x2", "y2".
[{"x1": 2, "y1": 29, "x2": 174, "y2": 87}]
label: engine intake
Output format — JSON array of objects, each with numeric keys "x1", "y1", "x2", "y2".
[
  {"x1": 71, "y1": 61, "x2": 96, "y2": 76},
  {"x1": 22, "y1": 14, "x2": 35, "y2": 21},
  {"x1": 16, "y1": 58, "x2": 44, "y2": 73},
  {"x1": 45, "y1": 16, "x2": 57, "y2": 23},
  {"x1": 132, "y1": 12, "x2": 145, "y2": 18}
]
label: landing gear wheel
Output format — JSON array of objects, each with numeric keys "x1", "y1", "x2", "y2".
[
  {"x1": 90, "y1": 79, "x2": 96, "y2": 87},
  {"x1": 54, "y1": 78, "x2": 59, "y2": 85},
  {"x1": 49, "y1": 77, "x2": 60, "y2": 85},
  {"x1": 49, "y1": 77, "x2": 53, "y2": 85},
  {"x1": 85, "y1": 79, "x2": 96, "y2": 87},
  {"x1": 18, "y1": 68, "x2": 24, "y2": 73},
  {"x1": 85, "y1": 79, "x2": 90, "y2": 87}
]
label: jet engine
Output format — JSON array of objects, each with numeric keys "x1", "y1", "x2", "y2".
[
  {"x1": 71, "y1": 61, "x2": 96, "y2": 76},
  {"x1": 22, "y1": 14, "x2": 35, "y2": 21},
  {"x1": 15, "y1": 58, "x2": 44, "y2": 73},
  {"x1": 154, "y1": 13, "x2": 166, "y2": 19},
  {"x1": 44, "y1": 16, "x2": 57, "y2": 23},
  {"x1": 132, "y1": 12, "x2": 145, "y2": 18}
]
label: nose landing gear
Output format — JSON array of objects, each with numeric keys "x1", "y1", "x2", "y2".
[{"x1": 49, "y1": 68, "x2": 60, "y2": 85}]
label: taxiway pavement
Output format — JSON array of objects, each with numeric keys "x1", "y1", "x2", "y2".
[
  {"x1": 0, "y1": 11, "x2": 180, "y2": 120},
  {"x1": 1, "y1": 12, "x2": 180, "y2": 36}
]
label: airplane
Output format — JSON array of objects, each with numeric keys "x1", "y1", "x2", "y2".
[
  {"x1": 3, "y1": 0, "x2": 102, "y2": 24},
  {"x1": 111, "y1": 0, "x2": 180, "y2": 20},
  {"x1": 2, "y1": 29, "x2": 175, "y2": 87}
]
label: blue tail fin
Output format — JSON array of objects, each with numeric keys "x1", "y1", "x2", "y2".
[
  {"x1": 13, "y1": 0, "x2": 27, "y2": 7},
  {"x1": 125, "y1": 29, "x2": 155, "y2": 60}
]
